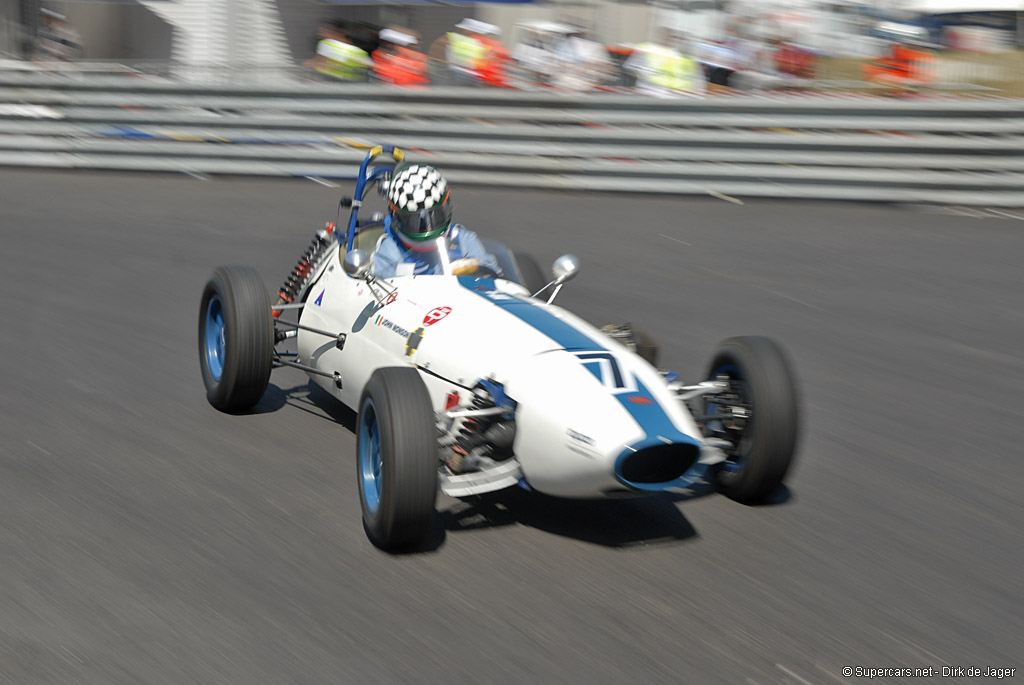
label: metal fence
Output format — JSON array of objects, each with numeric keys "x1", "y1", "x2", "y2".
[{"x1": 0, "y1": 72, "x2": 1022, "y2": 206}]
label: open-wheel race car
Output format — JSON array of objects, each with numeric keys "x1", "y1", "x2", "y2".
[{"x1": 198, "y1": 146, "x2": 801, "y2": 550}]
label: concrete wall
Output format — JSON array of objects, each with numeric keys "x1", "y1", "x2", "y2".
[
  {"x1": 45, "y1": 1, "x2": 172, "y2": 60},
  {"x1": 477, "y1": 0, "x2": 654, "y2": 46}
]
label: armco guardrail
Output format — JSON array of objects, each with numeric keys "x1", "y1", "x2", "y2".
[{"x1": 0, "y1": 73, "x2": 1022, "y2": 206}]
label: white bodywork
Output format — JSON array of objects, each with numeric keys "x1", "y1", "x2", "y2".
[{"x1": 296, "y1": 242, "x2": 714, "y2": 499}]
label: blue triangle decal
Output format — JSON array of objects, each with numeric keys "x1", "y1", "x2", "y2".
[{"x1": 314, "y1": 290, "x2": 324, "y2": 306}]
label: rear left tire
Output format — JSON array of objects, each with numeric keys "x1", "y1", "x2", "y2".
[{"x1": 198, "y1": 266, "x2": 273, "y2": 412}]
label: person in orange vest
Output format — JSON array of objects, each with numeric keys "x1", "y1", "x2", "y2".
[
  {"x1": 863, "y1": 28, "x2": 938, "y2": 92},
  {"x1": 372, "y1": 28, "x2": 429, "y2": 86},
  {"x1": 473, "y1": 22, "x2": 512, "y2": 88}
]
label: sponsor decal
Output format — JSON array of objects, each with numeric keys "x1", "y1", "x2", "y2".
[
  {"x1": 566, "y1": 429, "x2": 596, "y2": 446},
  {"x1": 627, "y1": 395, "x2": 653, "y2": 405},
  {"x1": 384, "y1": 290, "x2": 398, "y2": 305},
  {"x1": 314, "y1": 290, "x2": 325, "y2": 306},
  {"x1": 423, "y1": 306, "x2": 452, "y2": 326},
  {"x1": 376, "y1": 317, "x2": 410, "y2": 338},
  {"x1": 405, "y1": 327, "x2": 424, "y2": 357}
]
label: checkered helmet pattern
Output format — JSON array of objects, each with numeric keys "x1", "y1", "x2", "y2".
[{"x1": 387, "y1": 164, "x2": 448, "y2": 212}]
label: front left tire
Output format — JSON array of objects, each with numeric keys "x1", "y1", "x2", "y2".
[
  {"x1": 198, "y1": 266, "x2": 274, "y2": 412},
  {"x1": 357, "y1": 367, "x2": 439, "y2": 550}
]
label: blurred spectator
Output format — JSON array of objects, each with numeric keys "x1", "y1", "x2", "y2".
[
  {"x1": 730, "y1": 36, "x2": 817, "y2": 91},
  {"x1": 475, "y1": 22, "x2": 511, "y2": 88},
  {"x1": 550, "y1": 23, "x2": 613, "y2": 92},
  {"x1": 34, "y1": 8, "x2": 81, "y2": 62},
  {"x1": 349, "y1": 21, "x2": 382, "y2": 56},
  {"x1": 372, "y1": 28, "x2": 428, "y2": 86},
  {"x1": 305, "y1": 22, "x2": 371, "y2": 82},
  {"x1": 625, "y1": 28, "x2": 706, "y2": 98},
  {"x1": 443, "y1": 19, "x2": 486, "y2": 85},
  {"x1": 512, "y1": 27, "x2": 553, "y2": 85},
  {"x1": 775, "y1": 40, "x2": 816, "y2": 80},
  {"x1": 863, "y1": 29, "x2": 938, "y2": 92}
]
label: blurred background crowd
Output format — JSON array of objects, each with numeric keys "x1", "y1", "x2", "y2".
[{"x1": 1, "y1": 0, "x2": 1022, "y2": 95}]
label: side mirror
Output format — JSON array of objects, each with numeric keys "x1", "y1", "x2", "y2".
[
  {"x1": 552, "y1": 254, "x2": 580, "y2": 285},
  {"x1": 343, "y1": 249, "x2": 372, "y2": 280}
]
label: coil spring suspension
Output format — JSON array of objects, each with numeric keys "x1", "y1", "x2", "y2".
[
  {"x1": 448, "y1": 387, "x2": 496, "y2": 472},
  {"x1": 273, "y1": 222, "x2": 336, "y2": 317}
]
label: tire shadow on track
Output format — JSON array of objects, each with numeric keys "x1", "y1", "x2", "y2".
[
  {"x1": 259, "y1": 381, "x2": 357, "y2": 430},
  {"x1": 438, "y1": 489, "x2": 699, "y2": 549}
]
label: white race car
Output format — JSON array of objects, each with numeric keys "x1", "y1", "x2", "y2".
[{"x1": 198, "y1": 147, "x2": 800, "y2": 550}]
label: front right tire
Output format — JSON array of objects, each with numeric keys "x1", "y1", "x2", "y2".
[{"x1": 701, "y1": 336, "x2": 800, "y2": 503}]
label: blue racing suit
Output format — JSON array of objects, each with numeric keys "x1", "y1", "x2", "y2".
[{"x1": 372, "y1": 221, "x2": 499, "y2": 279}]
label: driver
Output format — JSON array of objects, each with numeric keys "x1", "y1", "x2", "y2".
[{"x1": 372, "y1": 164, "x2": 499, "y2": 278}]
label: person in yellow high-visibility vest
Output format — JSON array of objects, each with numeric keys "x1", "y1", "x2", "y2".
[
  {"x1": 625, "y1": 29, "x2": 706, "y2": 98},
  {"x1": 305, "y1": 22, "x2": 371, "y2": 82},
  {"x1": 446, "y1": 19, "x2": 487, "y2": 85}
]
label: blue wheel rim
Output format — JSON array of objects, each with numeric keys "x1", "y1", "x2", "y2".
[
  {"x1": 710, "y1": 363, "x2": 745, "y2": 473},
  {"x1": 205, "y1": 294, "x2": 226, "y2": 382},
  {"x1": 359, "y1": 399, "x2": 382, "y2": 515}
]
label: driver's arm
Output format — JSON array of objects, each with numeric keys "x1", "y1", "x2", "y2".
[
  {"x1": 453, "y1": 227, "x2": 500, "y2": 273},
  {"x1": 370, "y1": 234, "x2": 402, "y2": 279}
]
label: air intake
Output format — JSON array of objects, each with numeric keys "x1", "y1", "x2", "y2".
[{"x1": 616, "y1": 443, "x2": 700, "y2": 487}]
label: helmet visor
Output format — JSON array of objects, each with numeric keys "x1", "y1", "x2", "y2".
[{"x1": 392, "y1": 199, "x2": 452, "y2": 241}]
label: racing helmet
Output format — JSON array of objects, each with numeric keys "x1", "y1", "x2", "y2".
[{"x1": 386, "y1": 164, "x2": 452, "y2": 252}]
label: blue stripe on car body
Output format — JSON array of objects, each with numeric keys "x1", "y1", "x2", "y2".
[{"x1": 457, "y1": 276, "x2": 702, "y2": 488}]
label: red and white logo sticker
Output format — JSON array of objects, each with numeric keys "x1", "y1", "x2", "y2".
[
  {"x1": 384, "y1": 291, "x2": 398, "y2": 305},
  {"x1": 423, "y1": 306, "x2": 452, "y2": 326}
]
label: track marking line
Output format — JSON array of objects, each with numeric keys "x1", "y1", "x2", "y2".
[
  {"x1": 985, "y1": 208, "x2": 1024, "y2": 221},
  {"x1": 813, "y1": 663, "x2": 851, "y2": 683},
  {"x1": 694, "y1": 266, "x2": 829, "y2": 313},
  {"x1": 304, "y1": 176, "x2": 339, "y2": 188},
  {"x1": 706, "y1": 189, "x2": 745, "y2": 205},
  {"x1": 181, "y1": 170, "x2": 209, "y2": 181},
  {"x1": 658, "y1": 233, "x2": 692, "y2": 246},
  {"x1": 879, "y1": 629, "x2": 944, "y2": 664},
  {"x1": 26, "y1": 440, "x2": 51, "y2": 455},
  {"x1": 948, "y1": 206, "x2": 988, "y2": 218},
  {"x1": 758, "y1": 286, "x2": 829, "y2": 312},
  {"x1": 776, "y1": 663, "x2": 815, "y2": 685}
]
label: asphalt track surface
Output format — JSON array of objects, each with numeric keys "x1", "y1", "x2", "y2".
[{"x1": 1, "y1": 168, "x2": 1022, "y2": 684}]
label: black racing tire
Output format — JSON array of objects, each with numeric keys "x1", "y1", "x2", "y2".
[
  {"x1": 513, "y1": 252, "x2": 548, "y2": 297},
  {"x1": 198, "y1": 266, "x2": 274, "y2": 412},
  {"x1": 357, "y1": 367, "x2": 438, "y2": 550},
  {"x1": 702, "y1": 336, "x2": 800, "y2": 503}
]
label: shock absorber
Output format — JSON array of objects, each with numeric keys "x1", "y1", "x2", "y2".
[
  {"x1": 448, "y1": 387, "x2": 496, "y2": 473},
  {"x1": 273, "y1": 222, "x2": 336, "y2": 317}
]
